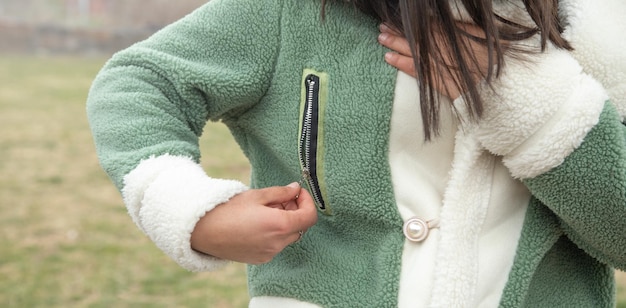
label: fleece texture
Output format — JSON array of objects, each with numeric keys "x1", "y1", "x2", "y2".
[
  {"x1": 560, "y1": 0, "x2": 626, "y2": 120},
  {"x1": 122, "y1": 154, "x2": 247, "y2": 271},
  {"x1": 89, "y1": 0, "x2": 403, "y2": 306},
  {"x1": 86, "y1": 0, "x2": 626, "y2": 306},
  {"x1": 472, "y1": 47, "x2": 607, "y2": 179}
]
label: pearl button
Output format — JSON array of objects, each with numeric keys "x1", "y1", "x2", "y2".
[{"x1": 403, "y1": 217, "x2": 438, "y2": 242}]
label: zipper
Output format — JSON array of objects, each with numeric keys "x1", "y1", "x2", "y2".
[{"x1": 298, "y1": 72, "x2": 330, "y2": 214}]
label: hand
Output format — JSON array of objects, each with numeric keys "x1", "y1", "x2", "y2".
[
  {"x1": 377, "y1": 24, "x2": 417, "y2": 77},
  {"x1": 377, "y1": 23, "x2": 494, "y2": 100},
  {"x1": 190, "y1": 182, "x2": 318, "y2": 265}
]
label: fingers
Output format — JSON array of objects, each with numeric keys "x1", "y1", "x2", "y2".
[
  {"x1": 378, "y1": 24, "x2": 417, "y2": 78},
  {"x1": 379, "y1": 23, "x2": 401, "y2": 36},
  {"x1": 287, "y1": 188, "x2": 318, "y2": 230},
  {"x1": 384, "y1": 52, "x2": 416, "y2": 78},
  {"x1": 253, "y1": 182, "x2": 302, "y2": 205},
  {"x1": 253, "y1": 183, "x2": 318, "y2": 232},
  {"x1": 274, "y1": 186, "x2": 317, "y2": 245},
  {"x1": 378, "y1": 24, "x2": 412, "y2": 56},
  {"x1": 257, "y1": 186, "x2": 316, "y2": 248},
  {"x1": 288, "y1": 229, "x2": 305, "y2": 245}
]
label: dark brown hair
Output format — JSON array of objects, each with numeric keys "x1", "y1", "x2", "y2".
[{"x1": 322, "y1": 0, "x2": 572, "y2": 140}]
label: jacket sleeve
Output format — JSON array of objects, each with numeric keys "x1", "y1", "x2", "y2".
[
  {"x1": 530, "y1": 0, "x2": 626, "y2": 269},
  {"x1": 462, "y1": 46, "x2": 626, "y2": 270},
  {"x1": 560, "y1": 0, "x2": 626, "y2": 120},
  {"x1": 86, "y1": 0, "x2": 283, "y2": 271},
  {"x1": 524, "y1": 103, "x2": 626, "y2": 270}
]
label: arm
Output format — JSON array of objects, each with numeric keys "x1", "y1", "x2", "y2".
[
  {"x1": 471, "y1": 48, "x2": 626, "y2": 269},
  {"x1": 87, "y1": 0, "x2": 317, "y2": 271}
]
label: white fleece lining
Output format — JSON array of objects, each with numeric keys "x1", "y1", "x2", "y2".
[
  {"x1": 560, "y1": 0, "x2": 626, "y2": 120},
  {"x1": 390, "y1": 72, "x2": 529, "y2": 308},
  {"x1": 390, "y1": 72, "x2": 456, "y2": 307},
  {"x1": 122, "y1": 154, "x2": 248, "y2": 272},
  {"x1": 429, "y1": 133, "x2": 495, "y2": 307}
]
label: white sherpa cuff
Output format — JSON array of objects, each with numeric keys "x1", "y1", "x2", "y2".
[
  {"x1": 466, "y1": 48, "x2": 608, "y2": 179},
  {"x1": 122, "y1": 154, "x2": 248, "y2": 272},
  {"x1": 560, "y1": 0, "x2": 626, "y2": 121}
]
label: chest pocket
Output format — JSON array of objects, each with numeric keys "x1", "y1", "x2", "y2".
[{"x1": 298, "y1": 68, "x2": 331, "y2": 215}]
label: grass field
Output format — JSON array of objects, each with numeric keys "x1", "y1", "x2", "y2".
[
  {"x1": 0, "y1": 55, "x2": 624, "y2": 307},
  {"x1": 0, "y1": 56, "x2": 249, "y2": 307}
]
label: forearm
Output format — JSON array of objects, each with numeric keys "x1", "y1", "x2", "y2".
[{"x1": 464, "y1": 47, "x2": 626, "y2": 269}]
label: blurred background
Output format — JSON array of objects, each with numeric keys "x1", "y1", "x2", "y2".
[
  {"x1": 0, "y1": 0, "x2": 624, "y2": 307},
  {"x1": 0, "y1": 0, "x2": 207, "y2": 55},
  {"x1": 0, "y1": 0, "x2": 250, "y2": 307}
]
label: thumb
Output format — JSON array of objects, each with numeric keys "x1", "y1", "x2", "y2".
[
  {"x1": 254, "y1": 182, "x2": 302, "y2": 205},
  {"x1": 284, "y1": 188, "x2": 318, "y2": 232}
]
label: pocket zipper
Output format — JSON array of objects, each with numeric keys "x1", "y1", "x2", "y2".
[{"x1": 299, "y1": 73, "x2": 329, "y2": 213}]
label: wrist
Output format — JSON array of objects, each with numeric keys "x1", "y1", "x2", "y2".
[{"x1": 122, "y1": 154, "x2": 248, "y2": 271}]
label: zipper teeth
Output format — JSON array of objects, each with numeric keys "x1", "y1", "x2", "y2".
[
  {"x1": 301, "y1": 78, "x2": 314, "y2": 168},
  {"x1": 299, "y1": 75, "x2": 325, "y2": 209},
  {"x1": 298, "y1": 78, "x2": 313, "y2": 172}
]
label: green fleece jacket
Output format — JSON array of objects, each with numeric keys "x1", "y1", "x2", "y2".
[{"x1": 86, "y1": 0, "x2": 626, "y2": 306}]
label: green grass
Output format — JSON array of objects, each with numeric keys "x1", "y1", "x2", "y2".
[
  {"x1": 0, "y1": 55, "x2": 624, "y2": 307},
  {"x1": 0, "y1": 56, "x2": 249, "y2": 307}
]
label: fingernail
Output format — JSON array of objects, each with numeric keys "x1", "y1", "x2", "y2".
[
  {"x1": 384, "y1": 52, "x2": 394, "y2": 61},
  {"x1": 379, "y1": 23, "x2": 389, "y2": 32},
  {"x1": 287, "y1": 182, "x2": 300, "y2": 188},
  {"x1": 378, "y1": 33, "x2": 389, "y2": 43}
]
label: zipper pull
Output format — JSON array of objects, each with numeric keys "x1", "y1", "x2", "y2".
[
  {"x1": 296, "y1": 168, "x2": 310, "y2": 199},
  {"x1": 300, "y1": 168, "x2": 311, "y2": 186},
  {"x1": 299, "y1": 168, "x2": 310, "y2": 189}
]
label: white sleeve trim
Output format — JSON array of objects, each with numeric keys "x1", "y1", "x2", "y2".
[
  {"x1": 122, "y1": 154, "x2": 248, "y2": 272},
  {"x1": 503, "y1": 76, "x2": 606, "y2": 179},
  {"x1": 463, "y1": 48, "x2": 608, "y2": 179},
  {"x1": 560, "y1": 0, "x2": 626, "y2": 120}
]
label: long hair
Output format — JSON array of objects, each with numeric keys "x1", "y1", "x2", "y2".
[{"x1": 322, "y1": 0, "x2": 572, "y2": 140}]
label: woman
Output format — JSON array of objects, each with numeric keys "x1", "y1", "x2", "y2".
[{"x1": 87, "y1": 0, "x2": 626, "y2": 306}]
